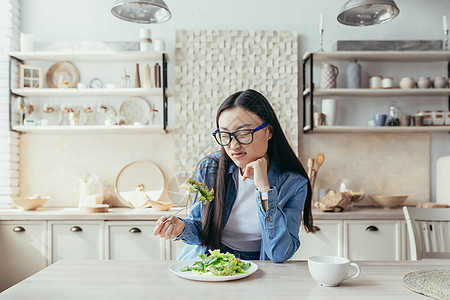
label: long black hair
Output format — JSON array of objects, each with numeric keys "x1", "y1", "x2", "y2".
[{"x1": 201, "y1": 89, "x2": 314, "y2": 249}]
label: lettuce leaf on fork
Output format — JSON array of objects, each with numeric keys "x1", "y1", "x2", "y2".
[
  {"x1": 188, "y1": 178, "x2": 214, "y2": 204},
  {"x1": 180, "y1": 249, "x2": 251, "y2": 276}
]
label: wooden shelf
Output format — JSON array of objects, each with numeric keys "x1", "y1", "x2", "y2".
[
  {"x1": 305, "y1": 125, "x2": 450, "y2": 133},
  {"x1": 12, "y1": 125, "x2": 167, "y2": 134},
  {"x1": 9, "y1": 51, "x2": 168, "y2": 62},
  {"x1": 11, "y1": 88, "x2": 165, "y2": 97},
  {"x1": 306, "y1": 88, "x2": 450, "y2": 97},
  {"x1": 303, "y1": 51, "x2": 450, "y2": 62}
]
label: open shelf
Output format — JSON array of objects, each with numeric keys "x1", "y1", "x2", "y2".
[
  {"x1": 11, "y1": 88, "x2": 165, "y2": 97},
  {"x1": 305, "y1": 88, "x2": 450, "y2": 97},
  {"x1": 306, "y1": 125, "x2": 450, "y2": 133},
  {"x1": 303, "y1": 51, "x2": 450, "y2": 62},
  {"x1": 9, "y1": 51, "x2": 168, "y2": 62},
  {"x1": 12, "y1": 125, "x2": 167, "y2": 134}
]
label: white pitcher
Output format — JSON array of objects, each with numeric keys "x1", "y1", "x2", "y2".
[{"x1": 320, "y1": 63, "x2": 339, "y2": 89}]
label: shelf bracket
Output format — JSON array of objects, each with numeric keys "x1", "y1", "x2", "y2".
[
  {"x1": 302, "y1": 53, "x2": 314, "y2": 133},
  {"x1": 162, "y1": 53, "x2": 168, "y2": 132}
]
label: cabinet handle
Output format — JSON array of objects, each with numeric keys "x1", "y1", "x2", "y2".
[
  {"x1": 313, "y1": 226, "x2": 321, "y2": 232},
  {"x1": 70, "y1": 226, "x2": 83, "y2": 232},
  {"x1": 129, "y1": 227, "x2": 142, "y2": 233},
  {"x1": 365, "y1": 226, "x2": 379, "y2": 232},
  {"x1": 13, "y1": 226, "x2": 25, "y2": 232}
]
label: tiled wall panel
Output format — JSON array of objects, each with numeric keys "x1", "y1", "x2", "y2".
[
  {"x1": 0, "y1": 0, "x2": 20, "y2": 207},
  {"x1": 174, "y1": 30, "x2": 298, "y2": 172}
]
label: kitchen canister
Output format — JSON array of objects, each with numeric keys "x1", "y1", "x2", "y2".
[
  {"x1": 320, "y1": 63, "x2": 339, "y2": 89},
  {"x1": 153, "y1": 39, "x2": 166, "y2": 52},
  {"x1": 20, "y1": 33, "x2": 34, "y2": 51},
  {"x1": 321, "y1": 99, "x2": 337, "y2": 126},
  {"x1": 399, "y1": 77, "x2": 415, "y2": 89},
  {"x1": 418, "y1": 110, "x2": 433, "y2": 125},
  {"x1": 346, "y1": 60, "x2": 361, "y2": 89},
  {"x1": 369, "y1": 75, "x2": 382, "y2": 88},
  {"x1": 140, "y1": 28, "x2": 153, "y2": 52},
  {"x1": 433, "y1": 77, "x2": 448, "y2": 88},
  {"x1": 381, "y1": 77, "x2": 394, "y2": 89},
  {"x1": 417, "y1": 77, "x2": 432, "y2": 89}
]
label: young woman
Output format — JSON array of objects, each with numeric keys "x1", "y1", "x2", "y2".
[{"x1": 153, "y1": 89, "x2": 314, "y2": 263}]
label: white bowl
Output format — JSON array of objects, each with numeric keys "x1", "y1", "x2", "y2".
[
  {"x1": 11, "y1": 196, "x2": 49, "y2": 210},
  {"x1": 368, "y1": 194, "x2": 408, "y2": 209}
]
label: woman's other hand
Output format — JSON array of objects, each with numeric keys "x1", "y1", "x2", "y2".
[
  {"x1": 242, "y1": 154, "x2": 271, "y2": 193},
  {"x1": 152, "y1": 216, "x2": 185, "y2": 239}
]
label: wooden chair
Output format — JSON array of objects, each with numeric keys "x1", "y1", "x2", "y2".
[{"x1": 403, "y1": 206, "x2": 450, "y2": 260}]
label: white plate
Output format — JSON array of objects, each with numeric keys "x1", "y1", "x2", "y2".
[
  {"x1": 119, "y1": 97, "x2": 150, "y2": 125},
  {"x1": 169, "y1": 259, "x2": 258, "y2": 282}
]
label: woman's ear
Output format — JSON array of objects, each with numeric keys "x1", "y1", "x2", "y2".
[{"x1": 268, "y1": 125, "x2": 273, "y2": 140}]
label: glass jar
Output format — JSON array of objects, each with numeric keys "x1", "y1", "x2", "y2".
[
  {"x1": 149, "y1": 108, "x2": 159, "y2": 126},
  {"x1": 120, "y1": 75, "x2": 130, "y2": 88}
]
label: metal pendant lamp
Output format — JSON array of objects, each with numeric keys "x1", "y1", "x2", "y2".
[
  {"x1": 337, "y1": 0, "x2": 400, "y2": 26},
  {"x1": 111, "y1": 0, "x2": 172, "y2": 24}
]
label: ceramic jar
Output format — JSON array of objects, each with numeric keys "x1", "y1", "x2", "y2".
[
  {"x1": 347, "y1": 60, "x2": 361, "y2": 89},
  {"x1": 432, "y1": 111, "x2": 445, "y2": 125},
  {"x1": 399, "y1": 77, "x2": 415, "y2": 89},
  {"x1": 369, "y1": 75, "x2": 382, "y2": 89},
  {"x1": 417, "y1": 77, "x2": 432, "y2": 89},
  {"x1": 320, "y1": 63, "x2": 339, "y2": 89},
  {"x1": 381, "y1": 77, "x2": 394, "y2": 89},
  {"x1": 418, "y1": 110, "x2": 433, "y2": 125},
  {"x1": 433, "y1": 77, "x2": 448, "y2": 89}
]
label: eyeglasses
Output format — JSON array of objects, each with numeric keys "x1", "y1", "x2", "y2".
[{"x1": 212, "y1": 122, "x2": 269, "y2": 146}]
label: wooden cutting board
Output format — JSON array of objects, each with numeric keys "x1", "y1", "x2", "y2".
[
  {"x1": 79, "y1": 204, "x2": 109, "y2": 213},
  {"x1": 415, "y1": 203, "x2": 449, "y2": 208}
]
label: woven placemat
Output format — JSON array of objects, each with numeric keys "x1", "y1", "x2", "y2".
[{"x1": 402, "y1": 270, "x2": 450, "y2": 300}]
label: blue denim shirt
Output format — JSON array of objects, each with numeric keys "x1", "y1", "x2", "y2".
[{"x1": 176, "y1": 152, "x2": 308, "y2": 263}]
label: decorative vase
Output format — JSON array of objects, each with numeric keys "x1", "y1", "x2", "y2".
[{"x1": 346, "y1": 60, "x2": 361, "y2": 89}]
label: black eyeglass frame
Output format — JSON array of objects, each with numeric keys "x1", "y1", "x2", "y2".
[{"x1": 212, "y1": 122, "x2": 269, "y2": 146}]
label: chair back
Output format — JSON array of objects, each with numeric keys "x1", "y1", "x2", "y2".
[{"x1": 403, "y1": 206, "x2": 450, "y2": 260}]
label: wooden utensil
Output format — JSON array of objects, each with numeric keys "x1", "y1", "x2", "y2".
[
  {"x1": 312, "y1": 153, "x2": 325, "y2": 188},
  {"x1": 307, "y1": 158, "x2": 314, "y2": 180},
  {"x1": 315, "y1": 153, "x2": 325, "y2": 173}
]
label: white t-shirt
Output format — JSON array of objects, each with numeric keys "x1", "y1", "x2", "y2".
[{"x1": 221, "y1": 170, "x2": 262, "y2": 252}]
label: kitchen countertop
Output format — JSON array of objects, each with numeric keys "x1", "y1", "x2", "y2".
[
  {"x1": 2, "y1": 259, "x2": 449, "y2": 299},
  {"x1": 0, "y1": 206, "x2": 406, "y2": 221}
]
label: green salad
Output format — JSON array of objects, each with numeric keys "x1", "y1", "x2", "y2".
[
  {"x1": 180, "y1": 249, "x2": 251, "y2": 276},
  {"x1": 188, "y1": 178, "x2": 214, "y2": 204}
]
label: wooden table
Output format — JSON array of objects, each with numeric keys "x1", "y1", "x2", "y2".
[{"x1": 1, "y1": 259, "x2": 449, "y2": 299}]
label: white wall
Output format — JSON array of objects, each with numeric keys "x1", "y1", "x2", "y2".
[{"x1": 13, "y1": 0, "x2": 450, "y2": 205}]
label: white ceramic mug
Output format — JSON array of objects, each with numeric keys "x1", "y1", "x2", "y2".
[
  {"x1": 308, "y1": 256, "x2": 361, "y2": 287},
  {"x1": 321, "y1": 99, "x2": 337, "y2": 126}
]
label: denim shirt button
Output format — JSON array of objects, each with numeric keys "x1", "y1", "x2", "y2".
[{"x1": 266, "y1": 217, "x2": 270, "y2": 221}]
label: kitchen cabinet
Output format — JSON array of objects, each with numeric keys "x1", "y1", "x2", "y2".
[
  {"x1": 291, "y1": 219, "x2": 405, "y2": 261},
  {"x1": 0, "y1": 221, "x2": 46, "y2": 292},
  {"x1": 105, "y1": 221, "x2": 165, "y2": 260},
  {"x1": 8, "y1": 51, "x2": 169, "y2": 133},
  {"x1": 291, "y1": 220, "x2": 343, "y2": 260},
  {"x1": 166, "y1": 239, "x2": 186, "y2": 260},
  {"x1": 302, "y1": 51, "x2": 450, "y2": 133},
  {"x1": 343, "y1": 220, "x2": 405, "y2": 261},
  {"x1": 48, "y1": 221, "x2": 104, "y2": 263}
]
